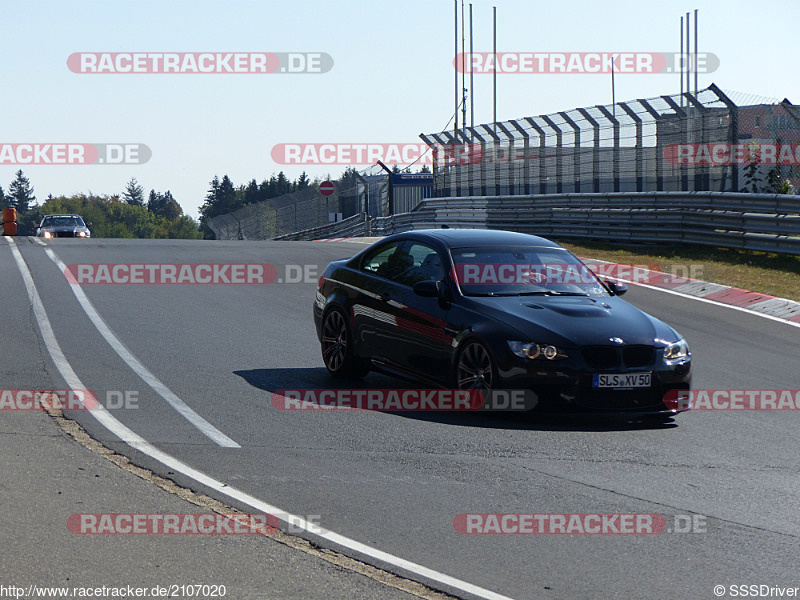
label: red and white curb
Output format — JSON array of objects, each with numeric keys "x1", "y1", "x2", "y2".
[{"x1": 583, "y1": 258, "x2": 800, "y2": 325}]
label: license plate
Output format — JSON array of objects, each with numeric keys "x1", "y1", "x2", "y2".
[{"x1": 593, "y1": 372, "x2": 651, "y2": 389}]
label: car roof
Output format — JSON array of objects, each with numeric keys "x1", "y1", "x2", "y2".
[
  {"x1": 43, "y1": 214, "x2": 83, "y2": 218},
  {"x1": 386, "y1": 228, "x2": 564, "y2": 249}
]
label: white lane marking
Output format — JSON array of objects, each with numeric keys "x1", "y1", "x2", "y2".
[
  {"x1": 586, "y1": 257, "x2": 800, "y2": 330},
  {"x1": 9, "y1": 239, "x2": 145, "y2": 445},
  {"x1": 8, "y1": 238, "x2": 516, "y2": 600},
  {"x1": 32, "y1": 237, "x2": 47, "y2": 246},
  {"x1": 41, "y1": 246, "x2": 239, "y2": 447}
]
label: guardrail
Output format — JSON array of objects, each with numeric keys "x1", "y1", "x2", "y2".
[
  {"x1": 273, "y1": 212, "x2": 370, "y2": 241},
  {"x1": 273, "y1": 191, "x2": 800, "y2": 255}
]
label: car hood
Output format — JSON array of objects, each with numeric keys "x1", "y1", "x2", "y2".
[
  {"x1": 41, "y1": 226, "x2": 86, "y2": 232},
  {"x1": 464, "y1": 294, "x2": 679, "y2": 347}
]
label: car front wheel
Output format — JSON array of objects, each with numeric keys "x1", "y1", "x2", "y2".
[{"x1": 455, "y1": 339, "x2": 495, "y2": 393}]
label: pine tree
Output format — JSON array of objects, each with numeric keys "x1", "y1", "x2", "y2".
[
  {"x1": 218, "y1": 175, "x2": 237, "y2": 212},
  {"x1": 198, "y1": 176, "x2": 222, "y2": 234},
  {"x1": 147, "y1": 189, "x2": 161, "y2": 212},
  {"x1": 275, "y1": 171, "x2": 291, "y2": 196},
  {"x1": 123, "y1": 178, "x2": 145, "y2": 206},
  {"x1": 296, "y1": 171, "x2": 310, "y2": 191},
  {"x1": 244, "y1": 179, "x2": 261, "y2": 205},
  {"x1": 7, "y1": 170, "x2": 36, "y2": 212}
]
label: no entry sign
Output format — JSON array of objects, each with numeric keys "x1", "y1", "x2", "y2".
[{"x1": 320, "y1": 180, "x2": 335, "y2": 196}]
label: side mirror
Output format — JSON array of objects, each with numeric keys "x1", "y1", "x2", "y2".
[
  {"x1": 86, "y1": 222, "x2": 92, "y2": 228},
  {"x1": 604, "y1": 279, "x2": 628, "y2": 296},
  {"x1": 413, "y1": 280, "x2": 441, "y2": 297}
]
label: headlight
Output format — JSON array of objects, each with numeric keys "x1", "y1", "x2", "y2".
[
  {"x1": 663, "y1": 338, "x2": 690, "y2": 362},
  {"x1": 43, "y1": 231, "x2": 52, "y2": 238},
  {"x1": 508, "y1": 341, "x2": 568, "y2": 360},
  {"x1": 77, "y1": 231, "x2": 87, "y2": 237}
]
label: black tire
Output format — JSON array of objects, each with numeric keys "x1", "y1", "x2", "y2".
[{"x1": 320, "y1": 308, "x2": 369, "y2": 378}]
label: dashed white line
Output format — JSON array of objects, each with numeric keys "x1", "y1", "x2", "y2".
[{"x1": 42, "y1": 246, "x2": 240, "y2": 448}]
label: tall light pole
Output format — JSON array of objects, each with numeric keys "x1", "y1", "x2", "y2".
[
  {"x1": 493, "y1": 6, "x2": 497, "y2": 134},
  {"x1": 454, "y1": 0, "x2": 458, "y2": 141}
]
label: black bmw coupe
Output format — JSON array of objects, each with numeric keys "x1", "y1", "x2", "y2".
[{"x1": 313, "y1": 229, "x2": 691, "y2": 416}]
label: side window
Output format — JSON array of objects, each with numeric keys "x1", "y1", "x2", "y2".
[
  {"x1": 360, "y1": 242, "x2": 406, "y2": 277},
  {"x1": 360, "y1": 241, "x2": 445, "y2": 287},
  {"x1": 390, "y1": 242, "x2": 445, "y2": 287}
]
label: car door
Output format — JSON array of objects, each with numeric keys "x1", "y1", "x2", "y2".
[
  {"x1": 351, "y1": 240, "x2": 410, "y2": 362},
  {"x1": 375, "y1": 241, "x2": 455, "y2": 380}
]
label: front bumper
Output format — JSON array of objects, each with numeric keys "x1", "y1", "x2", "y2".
[
  {"x1": 38, "y1": 230, "x2": 90, "y2": 238},
  {"x1": 496, "y1": 357, "x2": 691, "y2": 416}
]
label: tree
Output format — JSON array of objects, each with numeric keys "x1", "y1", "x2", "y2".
[
  {"x1": 148, "y1": 189, "x2": 181, "y2": 219},
  {"x1": 243, "y1": 178, "x2": 261, "y2": 205},
  {"x1": 123, "y1": 177, "x2": 145, "y2": 206},
  {"x1": 147, "y1": 189, "x2": 162, "y2": 213},
  {"x1": 7, "y1": 170, "x2": 35, "y2": 212},
  {"x1": 217, "y1": 175, "x2": 237, "y2": 212},
  {"x1": 36, "y1": 193, "x2": 198, "y2": 239},
  {"x1": 161, "y1": 197, "x2": 183, "y2": 220},
  {"x1": 0, "y1": 184, "x2": 6, "y2": 209},
  {"x1": 198, "y1": 175, "x2": 238, "y2": 237},
  {"x1": 167, "y1": 216, "x2": 202, "y2": 239},
  {"x1": 201, "y1": 176, "x2": 221, "y2": 213},
  {"x1": 296, "y1": 171, "x2": 310, "y2": 191},
  {"x1": 198, "y1": 175, "x2": 222, "y2": 238},
  {"x1": 338, "y1": 167, "x2": 359, "y2": 195},
  {"x1": 275, "y1": 171, "x2": 292, "y2": 196}
]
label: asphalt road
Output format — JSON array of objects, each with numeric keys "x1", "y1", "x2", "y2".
[{"x1": 3, "y1": 236, "x2": 799, "y2": 600}]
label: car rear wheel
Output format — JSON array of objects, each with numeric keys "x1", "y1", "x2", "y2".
[
  {"x1": 321, "y1": 308, "x2": 369, "y2": 378},
  {"x1": 455, "y1": 340, "x2": 495, "y2": 393}
]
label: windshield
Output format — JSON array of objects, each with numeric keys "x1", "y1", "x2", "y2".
[
  {"x1": 451, "y1": 245, "x2": 608, "y2": 297},
  {"x1": 42, "y1": 216, "x2": 84, "y2": 228}
]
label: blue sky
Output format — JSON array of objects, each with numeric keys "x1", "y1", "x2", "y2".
[{"x1": 1, "y1": 0, "x2": 798, "y2": 218}]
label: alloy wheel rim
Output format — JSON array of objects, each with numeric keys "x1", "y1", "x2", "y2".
[
  {"x1": 457, "y1": 342, "x2": 493, "y2": 392},
  {"x1": 321, "y1": 311, "x2": 348, "y2": 372}
]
